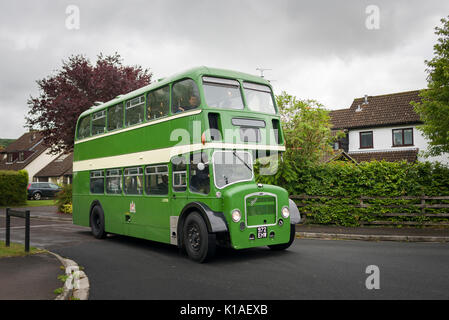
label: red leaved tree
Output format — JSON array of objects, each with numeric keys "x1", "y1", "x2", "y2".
[{"x1": 26, "y1": 53, "x2": 152, "y2": 153}]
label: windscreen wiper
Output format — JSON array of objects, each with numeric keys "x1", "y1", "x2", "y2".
[{"x1": 233, "y1": 151, "x2": 252, "y2": 172}]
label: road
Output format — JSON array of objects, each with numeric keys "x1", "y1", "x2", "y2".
[{"x1": 1, "y1": 216, "x2": 449, "y2": 299}]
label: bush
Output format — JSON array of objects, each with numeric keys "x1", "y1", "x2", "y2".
[
  {"x1": 0, "y1": 170, "x2": 28, "y2": 206},
  {"x1": 256, "y1": 160, "x2": 449, "y2": 226},
  {"x1": 60, "y1": 203, "x2": 72, "y2": 214},
  {"x1": 56, "y1": 184, "x2": 72, "y2": 213}
]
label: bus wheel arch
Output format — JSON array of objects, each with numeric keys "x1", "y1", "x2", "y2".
[
  {"x1": 177, "y1": 202, "x2": 228, "y2": 247},
  {"x1": 89, "y1": 200, "x2": 107, "y2": 239}
]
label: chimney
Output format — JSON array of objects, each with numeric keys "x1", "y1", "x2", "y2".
[{"x1": 363, "y1": 94, "x2": 369, "y2": 105}]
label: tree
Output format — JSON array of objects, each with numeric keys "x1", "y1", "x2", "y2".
[
  {"x1": 276, "y1": 91, "x2": 339, "y2": 165},
  {"x1": 256, "y1": 91, "x2": 340, "y2": 188},
  {"x1": 412, "y1": 16, "x2": 449, "y2": 157},
  {"x1": 26, "y1": 53, "x2": 152, "y2": 153}
]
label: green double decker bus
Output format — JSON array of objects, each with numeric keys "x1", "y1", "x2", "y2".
[{"x1": 73, "y1": 66, "x2": 301, "y2": 262}]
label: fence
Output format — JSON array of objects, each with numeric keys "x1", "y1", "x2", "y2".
[{"x1": 290, "y1": 195, "x2": 449, "y2": 226}]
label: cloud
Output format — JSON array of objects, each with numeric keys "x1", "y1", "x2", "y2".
[{"x1": 0, "y1": 0, "x2": 448, "y2": 138}]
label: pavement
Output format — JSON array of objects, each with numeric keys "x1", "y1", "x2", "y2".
[
  {"x1": 0, "y1": 252, "x2": 63, "y2": 300},
  {"x1": 1, "y1": 205, "x2": 449, "y2": 300},
  {"x1": 296, "y1": 224, "x2": 449, "y2": 242}
]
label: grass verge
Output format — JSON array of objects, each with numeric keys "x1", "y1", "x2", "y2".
[
  {"x1": 0, "y1": 240, "x2": 45, "y2": 258},
  {"x1": 0, "y1": 200, "x2": 57, "y2": 208}
]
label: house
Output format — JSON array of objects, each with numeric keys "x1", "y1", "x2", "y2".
[
  {"x1": 330, "y1": 90, "x2": 449, "y2": 165},
  {"x1": 0, "y1": 131, "x2": 61, "y2": 182},
  {"x1": 34, "y1": 152, "x2": 73, "y2": 184}
]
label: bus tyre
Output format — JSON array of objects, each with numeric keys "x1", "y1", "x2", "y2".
[
  {"x1": 183, "y1": 212, "x2": 216, "y2": 263},
  {"x1": 268, "y1": 224, "x2": 296, "y2": 251},
  {"x1": 90, "y1": 205, "x2": 107, "y2": 239}
]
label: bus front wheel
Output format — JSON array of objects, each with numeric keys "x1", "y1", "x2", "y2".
[
  {"x1": 182, "y1": 212, "x2": 216, "y2": 263},
  {"x1": 90, "y1": 205, "x2": 107, "y2": 239}
]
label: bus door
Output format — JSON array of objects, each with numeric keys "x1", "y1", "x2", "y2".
[
  {"x1": 143, "y1": 164, "x2": 171, "y2": 242},
  {"x1": 170, "y1": 155, "x2": 188, "y2": 243}
]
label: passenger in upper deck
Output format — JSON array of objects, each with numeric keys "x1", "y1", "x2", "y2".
[{"x1": 176, "y1": 94, "x2": 199, "y2": 113}]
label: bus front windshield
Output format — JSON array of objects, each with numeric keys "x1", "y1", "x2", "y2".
[
  {"x1": 202, "y1": 77, "x2": 244, "y2": 110},
  {"x1": 213, "y1": 150, "x2": 253, "y2": 189},
  {"x1": 243, "y1": 82, "x2": 276, "y2": 114}
]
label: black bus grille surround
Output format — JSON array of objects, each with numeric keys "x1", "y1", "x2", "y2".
[{"x1": 245, "y1": 194, "x2": 276, "y2": 226}]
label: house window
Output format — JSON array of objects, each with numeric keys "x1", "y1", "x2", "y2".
[
  {"x1": 7, "y1": 153, "x2": 13, "y2": 163},
  {"x1": 393, "y1": 128, "x2": 413, "y2": 147},
  {"x1": 359, "y1": 131, "x2": 373, "y2": 149},
  {"x1": 18, "y1": 152, "x2": 24, "y2": 162}
]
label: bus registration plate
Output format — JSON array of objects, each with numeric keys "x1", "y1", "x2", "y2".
[{"x1": 257, "y1": 226, "x2": 267, "y2": 239}]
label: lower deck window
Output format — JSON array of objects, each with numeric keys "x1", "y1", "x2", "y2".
[
  {"x1": 90, "y1": 170, "x2": 104, "y2": 194},
  {"x1": 145, "y1": 165, "x2": 169, "y2": 195},
  {"x1": 106, "y1": 169, "x2": 122, "y2": 194},
  {"x1": 124, "y1": 167, "x2": 143, "y2": 195}
]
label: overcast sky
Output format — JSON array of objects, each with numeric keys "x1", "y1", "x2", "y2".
[{"x1": 0, "y1": 0, "x2": 448, "y2": 139}]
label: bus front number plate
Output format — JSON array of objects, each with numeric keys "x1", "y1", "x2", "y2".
[{"x1": 257, "y1": 227, "x2": 267, "y2": 239}]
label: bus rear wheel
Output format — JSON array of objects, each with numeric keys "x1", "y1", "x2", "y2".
[
  {"x1": 90, "y1": 205, "x2": 107, "y2": 239},
  {"x1": 183, "y1": 212, "x2": 216, "y2": 263},
  {"x1": 268, "y1": 224, "x2": 296, "y2": 251}
]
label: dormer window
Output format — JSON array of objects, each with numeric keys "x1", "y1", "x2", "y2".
[
  {"x1": 7, "y1": 153, "x2": 13, "y2": 163},
  {"x1": 18, "y1": 152, "x2": 24, "y2": 162}
]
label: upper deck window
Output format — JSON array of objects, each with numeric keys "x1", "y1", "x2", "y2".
[
  {"x1": 172, "y1": 79, "x2": 200, "y2": 114},
  {"x1": 108, "y1": 103, "x2": 123, "y2": 131},
  {"x1": 77, "y1": 116, "x2": 91, "y2": 140},
  {"x1": 202, "y1": 77, "x2": 244, "y2": 110},
  {"x1": 147, "y1": 86, "x2": 169, "y2": 120},
  {"x1": 243, "y1": 82, "x2": 276, "y2": 115},
  {"x1": 125, "y1": 95, "x2": 145, "y2": 127},
  {"x1": 92, "y1": 110, "x2": 106, "y2": 135}
]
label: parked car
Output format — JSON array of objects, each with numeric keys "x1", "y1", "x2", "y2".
[{"x1": 27, "y1": 182, "x2": 62, "y2": 200}]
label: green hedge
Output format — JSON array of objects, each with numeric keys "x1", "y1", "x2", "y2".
[
  {"x1": 257, "y1": 160, "x2": 449, "y2": 226},
  {"x1": 0, "y1": 170, "x2": 29, "y2": 206}
]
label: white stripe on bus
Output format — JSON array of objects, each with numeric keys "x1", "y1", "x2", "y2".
[{"x1": 72, "y1": 143, "x2": 286, "y2": 172}]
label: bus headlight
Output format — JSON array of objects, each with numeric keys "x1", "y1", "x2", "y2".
[
  {"x1": 231, "y1": 209, "x2": 241, "y2": 223},
  {"x1": 281, "y1": 206, "x2": 290, "y2": 219}
]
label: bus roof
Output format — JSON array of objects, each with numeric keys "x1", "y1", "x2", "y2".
[{"x1": 79, "y1": 66, "x2": 272, "y2": 118}]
